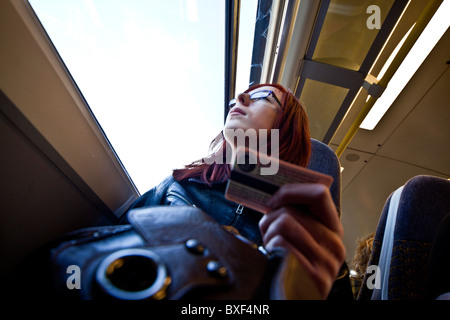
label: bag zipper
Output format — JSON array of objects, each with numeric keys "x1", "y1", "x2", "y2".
[{"x1": 166, "y1": 190, "x2": 196, "y2": 207}]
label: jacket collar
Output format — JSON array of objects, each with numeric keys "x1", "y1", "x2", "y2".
[{"x1": 188, "y1": 177, "x2": 229, "y2": 186}]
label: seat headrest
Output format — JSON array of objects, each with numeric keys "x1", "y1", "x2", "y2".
[
  {"x1": 358, "y1": 175, "x2": 450, "y2": 300},
  {"x1": 394, "y1": 175, "x2": 450, "y2": 241},
  {"x1": 306, "y1": 139, "x2": 341, "y2": 213}
]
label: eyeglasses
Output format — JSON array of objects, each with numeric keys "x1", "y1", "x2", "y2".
[{"x1": 228, "y1": 90, "x2": 282, "y2": 111}]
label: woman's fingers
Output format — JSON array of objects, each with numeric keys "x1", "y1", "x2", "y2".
[
  {"x1": 266, "y1": 183, "x2": 343, "y2": 237},
  {"x1": 260, "y1": 207, "x2": 345, "y2": 274},
  {"x1": 258, "y1": 183, "x2": 346, "y2": 298}
]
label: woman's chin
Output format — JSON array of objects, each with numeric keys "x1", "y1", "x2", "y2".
[{"x1": 224, "y1": 120, "x2": 248, "y2": 132}]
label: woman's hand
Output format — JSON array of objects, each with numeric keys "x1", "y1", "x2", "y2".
[{"x1": 259, "y1": 183, "x2": 346, "y2": 299}]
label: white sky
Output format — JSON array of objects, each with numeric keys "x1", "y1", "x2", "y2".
[{"x1": 29, "y1": 0, "x2": 257, "y2": 193}]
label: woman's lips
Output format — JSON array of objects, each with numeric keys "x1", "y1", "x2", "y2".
[{"x1": 230, "y1": 107, "x2": 246, "y2": 116}]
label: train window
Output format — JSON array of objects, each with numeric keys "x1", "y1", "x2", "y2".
[
  {"x1": 235, "y1": 0, "x2": 259, "y2": 93},
  {"x1": 301, "y1": 79, "x2": 349, "y2": 140},
  {"x1": 28, "y1": 0, "x2": 240, "y2": 193}
]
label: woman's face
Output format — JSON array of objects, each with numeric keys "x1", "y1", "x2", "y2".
[{"x1": 223, "y1": 86, "x2": 282, "y2": 141}]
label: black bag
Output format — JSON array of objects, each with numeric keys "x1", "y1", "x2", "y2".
[{"x1": 48, "y1": 206, "x2": 287, "y2": 300}]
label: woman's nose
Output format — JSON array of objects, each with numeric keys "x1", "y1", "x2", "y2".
[{"x1": 237, "y1": 93, "x2": 250, "y2": 106}]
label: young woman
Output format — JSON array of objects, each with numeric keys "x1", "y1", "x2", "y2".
[{"x1": 126, "y1": 83, "x2": 346, "y2": 299}]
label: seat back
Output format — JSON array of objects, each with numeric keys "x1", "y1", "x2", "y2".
[
  {"x1": 358, "y1": 175, "x2": 450, "y2": 300},
  {"x1": 306, "y1": 138, "x2": 342, "y2": 214}
]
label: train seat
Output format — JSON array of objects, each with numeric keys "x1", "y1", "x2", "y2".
[
  {"x1": 358, "y1": 175, "x2": 450, "y2": 299},
  {"x1": 306, "y1": 139, "x2": 342, "y2": 214}
]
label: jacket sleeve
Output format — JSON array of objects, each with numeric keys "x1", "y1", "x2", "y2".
[{"x1": 117, "y1": 176, "x2": 175, "y2": 223}]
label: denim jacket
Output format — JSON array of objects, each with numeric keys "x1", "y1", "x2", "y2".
[{"x1": 124, "y1": 176, "x2": 264, "y2": 246}]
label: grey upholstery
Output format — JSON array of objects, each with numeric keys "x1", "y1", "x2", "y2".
[
  {"x1": 306, "y1": 138, "x2": 342, "y2": 213},
  {"x1": 358, "y1": 175, "x2": 450, "y2": 300}
]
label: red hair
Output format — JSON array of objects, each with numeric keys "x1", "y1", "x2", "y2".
[{"x1": 172, "y1": 83, "x2": 311, "y2": 184}]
